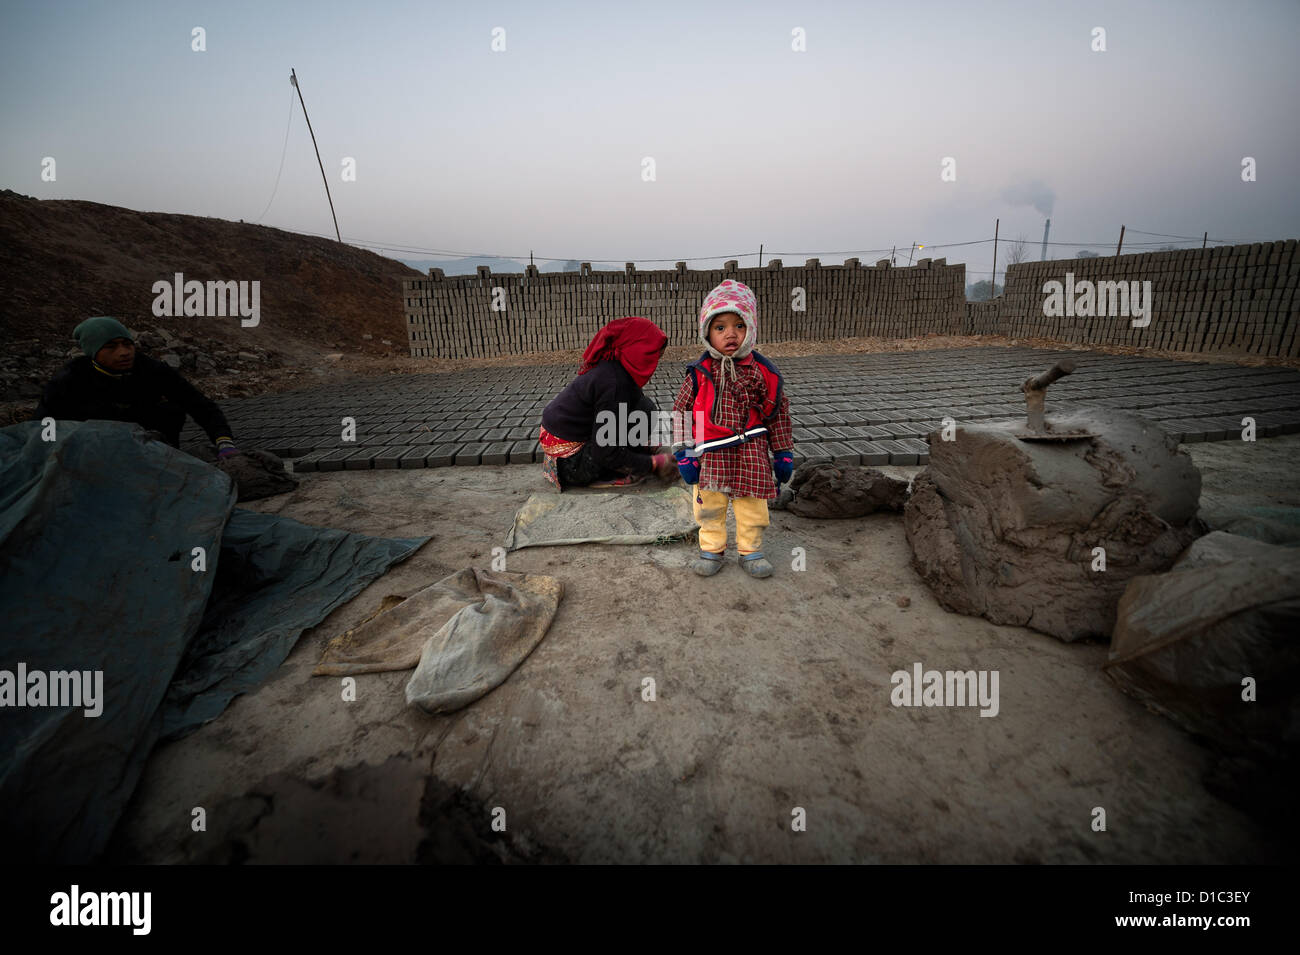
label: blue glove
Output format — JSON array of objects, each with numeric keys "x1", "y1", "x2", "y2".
[
  {"x1": 674, "y1": 448, "x2": 700, "y2": 485},
  {"x1": 773, "y1": 450, "x2": 794, "y2": 484}
]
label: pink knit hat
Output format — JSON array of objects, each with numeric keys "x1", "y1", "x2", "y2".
[{"x1": 698, "y1": 279, "x2": 758, "y2": 360}]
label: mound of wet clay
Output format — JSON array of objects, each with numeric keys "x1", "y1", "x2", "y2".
[
  {"x1": 786, "y1": 464, "x2": 909, "y2": 518},
  {"x1": 903, "y1": 407, "x2": 1203, "y2": 641},
  {"x1": 216, "y1": 448, "x2": 299, "y2": 501}
]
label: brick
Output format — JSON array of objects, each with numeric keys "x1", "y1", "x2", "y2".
[
  {"x1": 892, "y1": 422, "x2": 932, "y2": 437},
  {"x1": 820, "y1": 441, "x2": 860, "y2": 466},
  {"x1": 421, "y1": 444, "x2": 458, "y2": 467},
  {"x1": 844, "y1": 440, "x2": 890, "y2": 465},
  {"x1": 454, "y1": 442, "x2": 488, "y2": 466},
  {"x1": 290, "y1": 449, "x2": 332, "y2": 473},
  {"x1": 874, "y1": 439, "x2": 919, "y2": 465},
  {"x1": 482, "y1": 442, "x2": 514, "y2": 465},
  {"x1": 508, "y1": 440, "x2": 538, "y2": 464},
  {"x1": 813, "y1": 427, "x2": 849, "y2": 440},
  {"x1": 316, "y1": 448, "x2": 366, "y2": 472},
  {"x1": 853, "y1": 425, "x2": 893, "y2": 440},
  {"x1": 878, "y1": 423, "x2": 919, "y2": 438},
  {"x1": 895, "y1": 438, "x2": 931, "y2": 464},
  {"x1": 795, "y1": 442, "x2": 831, "y2": 466},
  {"x1": 1180, "y1": 418, "x2": 1220, "y2": 441},
  {"x1": 398, "y1": 447, "x2": 432, "y2": 469},
  {"x1": 1205, "y1": 416, "x2": 1249, "y2": 439},
  {"x1": 373, "y1": 446, "x2": 409, "y2": 469}
]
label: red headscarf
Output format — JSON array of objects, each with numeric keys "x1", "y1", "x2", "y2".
[{"x1": 577, "y1": 316, "x2": 667, "y2": 388}]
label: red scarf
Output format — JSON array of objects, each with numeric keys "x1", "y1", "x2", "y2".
[{"x1": 578, "y1": 317, "x2": 667, "y2": 387}]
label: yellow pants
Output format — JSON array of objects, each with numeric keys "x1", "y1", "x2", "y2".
[{"x1": 693, "y1": 488, "x2": 769, "y2": 555}]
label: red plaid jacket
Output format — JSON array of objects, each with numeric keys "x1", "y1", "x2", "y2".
[{"x1": 671, "y1": 356, "x2": 794, "y2": 502}]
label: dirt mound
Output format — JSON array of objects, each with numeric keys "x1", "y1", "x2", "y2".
[{"x1": 0, "y1": 190, "x2": 419, "y2": 402}]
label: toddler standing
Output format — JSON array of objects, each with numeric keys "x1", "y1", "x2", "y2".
[{"x1": 671, "y1": 280, "x2": 794, "y2": 578}]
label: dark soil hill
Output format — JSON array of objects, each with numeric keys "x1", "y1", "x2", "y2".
[{"x1": 0, "y1": 190, "x2": 420, "y2": 404}]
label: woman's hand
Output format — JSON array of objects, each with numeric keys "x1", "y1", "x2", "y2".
[{"x1": 651, "y1": 452, "x2": 678, "y2": 480}]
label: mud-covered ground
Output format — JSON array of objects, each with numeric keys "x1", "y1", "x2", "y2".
[{"x1": 103, "y1": 434, "x2": 1299, "y2": 864}]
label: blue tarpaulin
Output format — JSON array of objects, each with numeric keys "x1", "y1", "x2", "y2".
[{"x1": 0, "y1": 420, "x2": 427, "y2": 862}]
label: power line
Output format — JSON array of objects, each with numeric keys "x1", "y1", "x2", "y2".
[
  {"x1": 276, "y1": 225, "x2": 1271, "y2": 269},
  {"x1": 903, "y1": 239, "x2": 994, "y2": 250},
  {"x1": 1128, "y1": 227, "x2": 1220, "y2": 241},
  {"x1": 254, "y1": 87, "x2": 295, "y2": 224},
  {"x1": 243, "y1": 118, "x2": 1279, "y2": 264}
]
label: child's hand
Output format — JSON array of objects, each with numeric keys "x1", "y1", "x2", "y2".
[
  {"x1": 773, "y1": 450, "x2": 794, "y2": 484},
  {"x1": 674, "y1": 448, "x2": 701, "y2": 484}
]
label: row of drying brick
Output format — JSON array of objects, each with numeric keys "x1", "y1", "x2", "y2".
[
  {"x1": 288, "y1": 436, "x2": 938, "y2": 472},
  {"x1": 227, "y1": 401, "x2": 1300, "y2": 451},
  {"x1": 222, "y1": 395, "x2": 1300, "y2": 454},
  {"x1": 286, "y1": 418, "x2": 1300, "y2": 474}
]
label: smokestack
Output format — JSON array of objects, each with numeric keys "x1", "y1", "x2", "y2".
[{"x1": 1040, "y1": 218, "x2": 1051, "y2": 260}]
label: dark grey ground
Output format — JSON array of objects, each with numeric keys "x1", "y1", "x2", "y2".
[{"x1": 182, "y1": 347, "x2": 1300, "y2": 470}]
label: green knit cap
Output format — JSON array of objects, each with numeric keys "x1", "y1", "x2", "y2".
[{"x1": 74, "y1": 316, "x2": 134, "y2": 359}]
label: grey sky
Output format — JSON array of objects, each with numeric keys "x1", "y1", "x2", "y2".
[{"x1": 2, "y1": 0, "x2": 1297, "y2": 281}]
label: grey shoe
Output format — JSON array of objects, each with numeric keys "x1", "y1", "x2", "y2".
[
  {"x1": 692, "y1": 550, "x2": 725, "y2": 576},
  {"x1": 739, "y1": 551, "x2": 773, "y2": 578}
]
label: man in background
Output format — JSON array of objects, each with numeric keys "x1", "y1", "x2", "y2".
[{"x1": 35, "y1": 316, "x2": 240, "y2": 456}]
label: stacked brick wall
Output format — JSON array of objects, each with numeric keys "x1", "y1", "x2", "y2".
[
  {"x1": 963, "y1": 300, "x2": 1000, "y2": 333},
  {"x1": 965, "y1": 239, "x2": 1299, "y2": 357},
  {"x1": 403, "y1": 257, "x2": 967, "y2": 358}
]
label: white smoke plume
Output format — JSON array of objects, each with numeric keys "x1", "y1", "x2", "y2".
[{"x1": 1001, "y1": 180, "x2": 1056, "y2": 217}]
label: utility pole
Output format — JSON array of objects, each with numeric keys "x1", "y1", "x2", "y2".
[
  {"x1": 907, "y1": 242, "x2": 917, "y2": 266},
  {"x1": 991, "y1": 218, "x2": 999, "y2": 298},
  {"x1": 290, "y1": 68, "x2": 341, "y2": 242},
  {"x1": 758, "y1": 243, "x2": 763, "y2": 268},
  {"x1": 1116, "y1": 224, "x2": 1125, "y2": 256},
  {"x1": 1203, "y1": 231, "x2": 1208, "y2": 249},
  {"x1": 890, "y1": 245, "x2": 896, "y2": 266}
]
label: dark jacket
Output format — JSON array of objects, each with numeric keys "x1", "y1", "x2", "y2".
[
  {"x1": 541, "y1": 359, "x2": 655, "y2": 474},
  {"x1": 34, "y1": 354, "x2": 233, "y2": 447}
]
